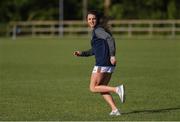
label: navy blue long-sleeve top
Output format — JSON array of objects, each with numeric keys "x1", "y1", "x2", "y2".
[{"x1": 80, "y1": 26, "x2": 116, "y2": 66}]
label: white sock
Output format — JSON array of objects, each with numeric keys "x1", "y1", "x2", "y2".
[
  {"x1": 115, "y1": 87, "x2": 119, "y2": 93},
  {"x1": 112, "y1": 109, "x2": 118, "y2": 112}
]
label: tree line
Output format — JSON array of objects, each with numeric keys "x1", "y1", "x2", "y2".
[{"x1": 0, "y1": 0, "x2": 179, "y2": 24}]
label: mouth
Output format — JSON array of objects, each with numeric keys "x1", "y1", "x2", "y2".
[
  {"x1": 91, "y1": 23, "x2": 95, "y2": 26},
  {"x1": 91, "y1": 24, "x2": 94, "y2": 26}
]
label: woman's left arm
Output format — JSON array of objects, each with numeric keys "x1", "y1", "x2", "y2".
[
  {"x1": 94, "y1": 27, "x2": 116, "y2": 65},
  {"x1": 106, "y1": 37, "x2": 116, "y2": 65}
]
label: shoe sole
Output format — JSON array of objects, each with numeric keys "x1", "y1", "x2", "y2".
[
  {"x1": 121, "y1": 85, "x2": 125, "y2": 103},
  {"x1": 109, "y1": 113, "x2": 121, "y2": 116}
]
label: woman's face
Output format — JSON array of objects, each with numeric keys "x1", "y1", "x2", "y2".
[{"x1": 87, "y1": 14, "x2": 97, "y2": 28}]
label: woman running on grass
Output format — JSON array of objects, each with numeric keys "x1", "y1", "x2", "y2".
[{"x1": 73, "y1": 10, "x2": 125, "y2": 116}]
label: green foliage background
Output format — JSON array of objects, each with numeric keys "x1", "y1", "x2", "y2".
[{"x1": 0, "y1": 0, "x2": 180, "y2": 23}]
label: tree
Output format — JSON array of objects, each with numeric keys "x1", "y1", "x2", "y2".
[
  {"x1": 0, "y1": 0, "x2": 179, "y2": 24},
  {"x1": 82, "y1": 0, "x2": 87, "y2": 20},
  {"x1": 104, "y1": 0, "x2": 111, "y2": 16}
]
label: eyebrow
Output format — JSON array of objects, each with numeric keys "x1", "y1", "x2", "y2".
[{"x1": 88, "y1": 17, "x2": 96, "y2": 19}]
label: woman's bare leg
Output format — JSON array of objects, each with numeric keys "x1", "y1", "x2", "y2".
[
  {"x1": 100, "y1": 73, "x2": 117, "y2": 111},
  {"x1": 89, "y1": 73, "x2": 117, "y2": 111},
  {"x1": 101, "y1": 92, "x2": 117, "y2": 111},
  {"x1": 89, "y1": 73, "x2": 116, "y2": 93}
]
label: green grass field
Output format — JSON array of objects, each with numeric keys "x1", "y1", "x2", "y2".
[{"x1": 0, "y1": 36, "x2": 180, "y2": 121}]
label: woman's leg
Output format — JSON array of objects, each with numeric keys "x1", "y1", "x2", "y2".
[
  {"x1": 89, "y1": 72, "x2": 117, "y2": 111},
  {"x1": 101, "y1": 92, "x2": 117, "y2": 111},
  {"x1": 89, "y1": 73, "x2": 116, "y2": 93},
  {"x1": 100, "y1": 73, "x2": 118, "y2": 111}
]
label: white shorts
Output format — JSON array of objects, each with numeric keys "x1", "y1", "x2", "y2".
[{"x1": 92, "y1": 66, "x2": 115, "y2": 73}]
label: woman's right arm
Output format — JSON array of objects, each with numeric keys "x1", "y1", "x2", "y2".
[{"x1": 74, "y1": 48, "x2": 94, "y2": 57}]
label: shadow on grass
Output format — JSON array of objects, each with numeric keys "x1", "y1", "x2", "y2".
[{"x1": 123, "y1": 107, "x2": 180, "y2": 115}]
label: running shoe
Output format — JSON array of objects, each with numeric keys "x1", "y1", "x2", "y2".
[
  {"x1": 109, "y1": 109, "x2": 121, "y2": 116},
  {"x1": 116, "y1": 85, "x2": 125, "y2": 103}
]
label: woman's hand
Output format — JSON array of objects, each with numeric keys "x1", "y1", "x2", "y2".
[
  {"x1": 73, "y1": 51, "x2": 81, "y2": 56},
  {"x1": 110, "y1": 56, "x2": 117, "y2": 65}
]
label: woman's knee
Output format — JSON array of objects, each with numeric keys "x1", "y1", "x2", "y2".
[
  {"x1": 89, "y1": 73, "x2": 103, "y2": 93},
  {"x1": 89, "y1": 85, "x2": 97, "y2": 93}
]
